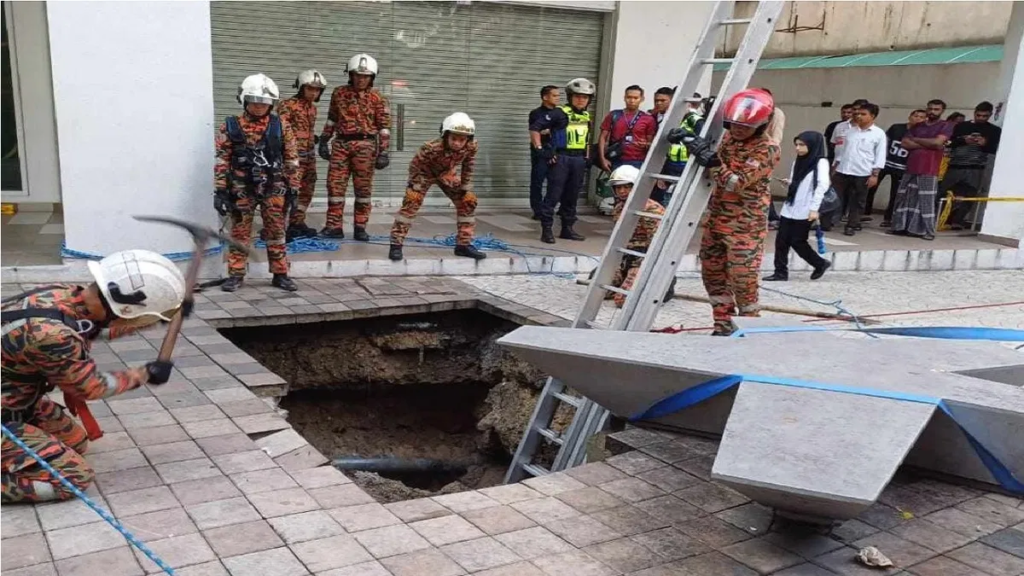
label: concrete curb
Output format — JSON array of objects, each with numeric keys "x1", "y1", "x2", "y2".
[{"x1": 1, "y1": 247, "x2": 1019, "y2": 282}]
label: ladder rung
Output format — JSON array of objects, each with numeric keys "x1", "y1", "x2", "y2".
[
  {"x1": 617, "y1": 248, "x2": 646, "y2": 258},
  {"x1": 553, "y1": 391, "x2": 583, "y2": 406},
  {"x1": 601, "y1": 284, "x2": 631, "y2": 296},
  {"x1": 649, "y1": 174, "x2": 681, "y2": 182},
  {"x1": 583, "y1": 320, "x2": 607, "y2": 330},
  {"x1": 719, "y1": 18, "x2": 753, "y2": 25},
  {"x1": 522, "y1": 463, "x2": 549, "y2": 477},
  {"x1": 536, "y1": 427, "x2": 564, "y2": 445},
  {"x1": 702, "y1": 58, "x2": 734, "y2": 65},
  {"x1": 634, "y1": 210, "x2": 664, "y2": 220}
]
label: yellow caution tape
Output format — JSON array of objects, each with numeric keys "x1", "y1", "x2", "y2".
[{"x1": 937, "y1": 191, "x2": 1024, "y2": 231}]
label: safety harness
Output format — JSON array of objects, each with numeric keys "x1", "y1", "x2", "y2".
[
  {"x1": 226, "y1": 114, "x2": 284, "y2": 198},
  {"x1": 1, "y1": 287, "x2": 104, "y2": 440}
]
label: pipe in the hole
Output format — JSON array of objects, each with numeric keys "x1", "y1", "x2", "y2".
[{"x1": 332, "y1": 456, "x2": 468, "y2": 476}]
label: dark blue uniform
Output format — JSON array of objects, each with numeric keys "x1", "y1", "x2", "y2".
[
  {"x1": 530, "y1": 105, "x2": 591, "y2": 230},
  {"x1": 528, "y1": 105, "x2": 556, "y2": 218}
]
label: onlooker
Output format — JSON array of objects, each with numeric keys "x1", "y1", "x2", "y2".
[
  {"x1": 652, "y1": 94, "x2": 704, "y2": 207},
  {"x1": 877, "y1": 109, "x2": 926, "y2": 227},
  {"x1": 940, "y1": 101, "x2": 1002, "y2": 229},
  {"x1": 892, "y1": 99, "x2": 953, "y2": 240},
  {"x1": 599, "y1": 85, "x2": 657, "y2": 173},
  {"x1": 830, "y1": 98, "x2": 870, "y2": 173},
  {"x1": 650, "y1": 87, "x2": 675, "y2": 127},
  {"x1": 758, "y1": 88, "x2": 785, "y2": 229},
  {"x1": 528, "y1": 85, "x2": 560, "y2": 220},
  {"x1": 824, "y1": 104, "x2": 854, "y2": 164},
  {"x1": 764, "y1": 131, "x2": 831, "y2": 282},
  {"x1": 946, "y1": 112, "x2": 966, "y2": 125},
  {"x1": 833, "y1": 102, "x2": 886, "y2": 236}
]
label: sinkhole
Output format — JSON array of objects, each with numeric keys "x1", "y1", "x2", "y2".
[{"x1": 219, "y1": 309, "x2": 558, "y2": 502}]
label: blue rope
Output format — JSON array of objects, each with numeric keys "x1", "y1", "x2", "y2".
[
  {"x1": 0, "y1": 423, "x2": 176, "y2": 574},
  {"x1": 60, "y1": 241, "x2": 221, "y2": 262},
  {"x1": 252, "y1": 236, "x2": 340, "y2": 253}
]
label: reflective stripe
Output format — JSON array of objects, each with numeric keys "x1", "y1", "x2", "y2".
[
  {"x1": 725, "y1": 174, "x2": 740, "y2": 191},
  {"x1": 265, "y1": 238, "x2": 287, "y2": 247},
  {"x1": 457, "y1": 216, "x2": 475, "y2": 224},
  {"x1": 394, "y1": 214, "x2": 414, "y2": 224},
  {"x1": 738, "y1": 304, "x2": 760, "y2": 314},
  {"x1": 709, "y1": 295, "x2": 734, "y2": 304},
  {"x1": 355, "y1": 197, "x2": 372, "y2": 204},
  {"x1": 100, "y1": 373, "x2": 122, "y2": 398},
  {"x1": 560, "y1": 105, "x2": 590, "y2": 151},
  {"x1": 325, "y1": 119, "x2": 336, "y2": 126},
  {"x1": 666, "y1": 113, "x2": 702, "y2": 162}
]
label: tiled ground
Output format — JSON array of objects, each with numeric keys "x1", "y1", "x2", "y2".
[{"x1": 1, "y1": 275, "x2": 1022, "y2": 576}]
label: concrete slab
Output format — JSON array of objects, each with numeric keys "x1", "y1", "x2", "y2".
[{"x1": 497, "y1": 326, "x2": 1024, "y2": 521}]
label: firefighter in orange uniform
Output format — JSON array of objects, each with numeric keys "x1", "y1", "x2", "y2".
[{"x1": 279, "y1": 69, "x2": 327, "y2": 241}]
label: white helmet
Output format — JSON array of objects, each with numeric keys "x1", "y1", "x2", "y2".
[
  {"x1": 347, "y1": 54, "x2": 378, "y2": 76},
  {"x1": 608, "y1": 165, "x2": 640, "y2": 187},
  {"x1": 294, "y1": 69, "x2": 327, "y2": 89},
  {"x1": 237, "y1": 73, "x2": 280, "y2": 106},
  {"x1": 88, "y1": 250, "x2": 187, "y2": 321},
  {"x1": 565, "y1": 78, "x2": 596, "y2": 97},
  {"x1": 441, "y1": 112, "x2": 475, "y2": 137}
]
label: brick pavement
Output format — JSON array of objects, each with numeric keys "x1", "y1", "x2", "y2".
[{"x1": 1, "y1": 273, "x2": 1022, "y2": 575}]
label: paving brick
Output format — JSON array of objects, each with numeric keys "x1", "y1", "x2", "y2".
[
  {"x1": 440, "y1": 536, "x2": 521, "y2": 572},
  {"x1": 119, "y1": 411, "x2": 176, "y2": 430},
  {"x1": 888, "y1": 518, "x2": 976, "y2": 553},
  {"x1": 671, "y1": 551, "x2": 758, "y2": 576},
  {"x1": 478, "y1": 483, "x2": 543, "y2": 505},
  {"x1": 182, "y1": 418, "x2": 243, "y2": 439},
  {"x1": 186, "y1": 497, "x2": 262, "y2": 530},
  {"x1": 762, "y1": 529, "x2": 845, "y2": 560},
  {"x1": 94, "y1": 417, "x2": 125, "y2": 433},
  {"x1": 956, "y1": 496, "x2": 1024, "y2": 528},
  {"x1": 212, "y1": 449, "x2": 276, "y2": 475},
  {"x1": 107, "y1": 485, "x2": 180, "y2": 517},
  {"x1": 947, "y1": 542, "x2": 1024, "y2": 575},
  {"x1": 221, "y1": 547, "x2": 309, "y2": 576},
  {"x1": 384, "y1": 497, "x2": 452, "y2": 523},
  {"x1": 5, "y1": 563, "x2": 58, "y2": 576},
  {"x1": 640, "y1": 440, "x2": 702, "y2": 464},
  {"x1": 289, "y1": 533, "x2": 374, "y2": 572},
  {"x1": 852, "y1": 531, "x2": 938, "y2": 568},
  {"x1": 605, "y1": 451, "x2": 664, "y2": 475},
  {"x1": 155, "y1": 457, "x2": 223, "y2": 484},
  {"x1": 813, "y1": 546, "x2": 901, "y2": 576},
  {"x1": 673, "y1": 454, "x2": 715, "y2": 482},
  {"x1": 54, "y1": 546, "x2": 143, "y2": 576},
  {"x1": 88, "y1": 447, "x2": 148, "y2": 473},
  {"x1": 203, "y1": 519, "x2": 284, "y2": 558},
  {"x1": 170, "y1": 405, "x2": 227, "y2": 424},
  {"x1": 408, "y1": 514, "x2": 486, "y2": 546},
  {"x1": 2, "y1": 532, "x2": 51, "y2": 570},
  {"x1": 831, "y1": 518, "x2": 881, "y2": 543},
  {"x1": 471, "y1": 561, "x2": 544, "y2": 576},
  {"x1": 378, "y1": 548, "x2": 464, "y2": 576},
  {"x1": 354, "y1": 524, "x2": 433, "y2": 559},
  {"x1": 523, "y1": 472, "x2": 587, "y2": 496},
  {"x1": 462, "y1": 505, "x2": 536, "y2": 536},
  {"x1": 232, "y1": 413, "x2": 290, "y2": 434},
  {"x1": 981, "y1": 524, "x2": 1024, "y2": 557},
  {"x1": 1, "y1": 504, "x2": 41, "y2": 538},
  {"x1": 95, "y1": 466, "x2": 164, "y2": 495},
  {"x1": 268, "y1": 510, "x2": 346, "y2": 544},
  {"x1": 274, "y1": 444, "x2": 330, "y2": 471},
  {"x1": 88, "y1": 431, "x2": 137, "y2": 454},
  {"x1": 231, "y1": 468, "x2": 298, "y2": 495},
  {"x1": 590, "y1": 505, "x2": 669, "y2": 537},
  {"x1": 610, "y1": 427, "x2": 669, "y2": 449},
  {"x1": 286, "y1": 465, "x2": 352, "y2": 490},
  {"x1": 329, "y1": 503, "x2": 402, "y2": 533},
  {"x1": 314, "y1": 560, "x2": 390, "y2": 576},
  {"x1": 879, "y1": 480, "x2": 980, "y2": 517},
  {"x1": 510, "y1": 497, "x2": 582, "y2": 525},
  {"x1": 857, "y1": 502, "x2": 910, "y2": 530},
  {"x1": 253, "y1": 430, "x2": 305, "y2": 459},
  {"x1": 530, "y1": 550, "x2": 616, "y2": 576},
  {"x1": 107, "y1": 397, "x2": 163, "y2": 415},
  {"x1": 171, "y1": 561, "x2": 230, "y2": 576},
  {"x1": 196, "y1": 432, "x2": 258, "y2": 457},
  {"x1": 128, "y1": 424, "x2": 190, "y2": 447},
  {"x1": 205, "y1": 387, "x2": 260, "y2": 405},
  {"x1": 770, "y1": 564, "x2": 838, "y2": 576},
  {"x1": 46, "y1": 521, "x2": 126, "y2": 560},
  {"x1": 676, "y1": 515, "x2": 754, "y2": 548},
  {"x1": 674, "y1": 482, "x2": 749, "y2": 513},
  {"x1": 631, "y1": 526, "x2": 711, "y2": 562},
  {"x1": 117, "y1": 506, "x2": 196, "y2": 542},
  {"x1": 140, "y1": 440, "x2": 205, "y2": 465},
  {"x1": 37, "y1": 496, "x2": 110, "y2": 531},
  {"x1": 585, "y1": 536, "x2": 662, "y2": 573},
  {"x1": 564, "y1": 462, "x2": 629, "y2": 486},
  {"x1": 247, "y1": 487, "x2": 320, "y2": 518},
  {"x1": 907, "y1": 555, "x2": 991, "y2": 575},
  {"x1": 171, "y1": 475, "x2": 243, "y2": 506},
  {"x1": 923, "y1": 507, "x2": 1003, "y2": 538},
  {"x1": 541, "y1": 514, "x2": 620, "y2": 548},
  {"x1": 496, "y1": 526, "x2": 575, "y2": 560},
  {"x1": 308, "y1": 483, "x2": 374, "y2": 509},
  {"x1": 190, "y1": 376, "x2": 245, "y2": 392},
  {"x1": 721, "y1": 536, "x2": 804, "y2": 574},
  {"x1": 555, "y1": 487, "x2": 625, "y2": 514}
]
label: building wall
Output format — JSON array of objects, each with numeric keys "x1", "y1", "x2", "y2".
[
  {"x1": 47, "y1": 1, "x2": 216, "y2": 256},
  {"x1": 725, "y1": 1, "x2": 1012, "y2": 58}
]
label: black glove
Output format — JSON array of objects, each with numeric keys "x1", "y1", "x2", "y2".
[
  {"x1": 313, "y1": 134, "x2": 320, "y2": 146},
  {"x1": 375, "y1": 151, "x2": 390, "y2": 170},
  {"x1": 145, "y1": 360, "x2": 174, "y2": 385},
  {"x1": 680, "y1": 134, "x2": 721, "y2": 168},
  {"x1": 666, "y1": 127, "x2": 689, "y2": 144},
  {"x1": 537, "y1": 145, "x2": 555, "y2": 161},
  {"x1": 214, "y1": 189, "x2": 232, "y2": 217},
  {"x1": 318, "y1": 138, "x2": 331, "y2": 161}
]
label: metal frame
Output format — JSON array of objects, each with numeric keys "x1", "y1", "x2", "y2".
[{"x1": 2, "y1": 0, "x2": 30, "y2": 198}]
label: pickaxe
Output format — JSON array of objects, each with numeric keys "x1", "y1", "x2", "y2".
[{"x1": 133, "y1": 215, "x2": 250, "y2": 363}]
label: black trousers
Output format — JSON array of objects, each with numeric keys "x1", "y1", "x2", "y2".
[
  {"x1": 529, "y1": 148, "x2": 549, "y2": 218},
  {"x1": 774, "y1": 217, "x2": 828, "y2": 276},
  {"x1": 865, "y1": 167, "x2": 903, "y2": 222},
  {"x1": 834, "y1": 172, "x2": 870, "y2": 230}
]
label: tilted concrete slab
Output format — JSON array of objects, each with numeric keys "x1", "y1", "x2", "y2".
[{"x1": 498, "y1": 326, "x2": 1024, "y2": 521}]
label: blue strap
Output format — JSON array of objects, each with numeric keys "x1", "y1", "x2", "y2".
[
  {"x1": 1, "y1": 423, "x2": 177, "y2": 574},
  {"x1": 732, "y1": 325, "x2": 1024, "y2": 342},
  {"x1": 629, "y1": 373, "x2": 1024, "y2": 495}
]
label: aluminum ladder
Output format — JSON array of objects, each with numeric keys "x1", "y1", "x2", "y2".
[{"x1": 504, "y1": 0, "x2": 784, "y2": 484}]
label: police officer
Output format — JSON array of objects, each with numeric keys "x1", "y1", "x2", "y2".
[
  {"x1": 389, "y1": 113, "x2": 486, "y2": 262},
  {"x1": 652, "y1": 94, "x2": 705, "y2": 206},
  {"x1": 279, "y1": 69, "x2": 327, "y2": 241},
  {"x1": 318, "y1": 53, "x2": 391, "y2": 241},
  {"x1": 214, "y1": 73, "x2": 300, "y2": 292},
  {"x1": 529, "y1": 78, "x2": 595, "y2": 244},
  {"x1": 2, "y1": 250, "x2": 185, "y2": 502}
]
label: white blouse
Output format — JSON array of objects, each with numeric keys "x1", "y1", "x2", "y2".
[{"x1": 779, "y1": 158, "x2": 830, "y2": 221}]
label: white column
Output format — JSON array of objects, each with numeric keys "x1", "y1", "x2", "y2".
[
  {"x1": 48, "y1": 1, "x2": 216, "y2": 257},
  {"x1": 980, "y1": 1, "x2": 1024, "y2": 249}
]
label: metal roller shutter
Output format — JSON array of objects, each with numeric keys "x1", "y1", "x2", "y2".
[{"x1": 211, "y1": 1, "x2": 604, "y2": 206}]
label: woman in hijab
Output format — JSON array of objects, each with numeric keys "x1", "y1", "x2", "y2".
[{"x1": 764, "y1": 131, "x2": 832, "y2": 281}]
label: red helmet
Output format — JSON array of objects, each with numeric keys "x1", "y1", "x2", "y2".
[{"x1": 722, "y1": 88, "x2": 774, "y2": 127}]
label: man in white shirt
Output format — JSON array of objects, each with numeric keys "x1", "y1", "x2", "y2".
[
  {"x1": 830, "y1": 98, "x2": 870, "y2": 175},
  {"x1": 834, "y1": 102, "x2": 887, "y2": 237}
]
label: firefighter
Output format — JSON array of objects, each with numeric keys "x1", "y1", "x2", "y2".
[
  {"x1": 2, "y1": 250, "x2": 185, "y2": 502},
  {"x1": 279, "y1": 69, "x2": 327, "y2": 241},
  {"x1": 214, "y1": 73, "x2": 301, "y2": 293},
  {"x1": 529, "y1": 78, "x2": 595, "y2": 244},
  {"x1": 318, "y1": 53, "x2": 391, "y2": 241},
  {"x1": 604, "y1": 165, "x2": 675, "y2": 308},
  {"x1": 389, "y1": 113, "x2": 486, "y2": 262},
  {"x1": 668, "y1": 88, "x2": 780, "y2": 335}
]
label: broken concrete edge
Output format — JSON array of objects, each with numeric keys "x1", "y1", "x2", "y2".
[{"x1": 1, "y1": 246, "x2": 1020, "y2": 283}]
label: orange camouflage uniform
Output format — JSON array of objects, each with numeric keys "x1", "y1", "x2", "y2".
[
  {"x1": 610, "y1": 192, "x2": 665, "y2": 308},
  {"x1": 2, "y1": 286, "x2": 147, "y2": 502},
  {"x1": 276, "y1": 96, "x2": 319, "y2": 227},
  {"x1": 390, "y1": 138, "x2": 479, "y2": 247},
  {"x1": 700, "y1": 132, "x2": 780, "y2": 333},
  {"x1": 215, "y1": 112, "x2": 300, "y2": 276},
  {"x1": 321, "y1": 85, "x2": 391, "y2": 230}
]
